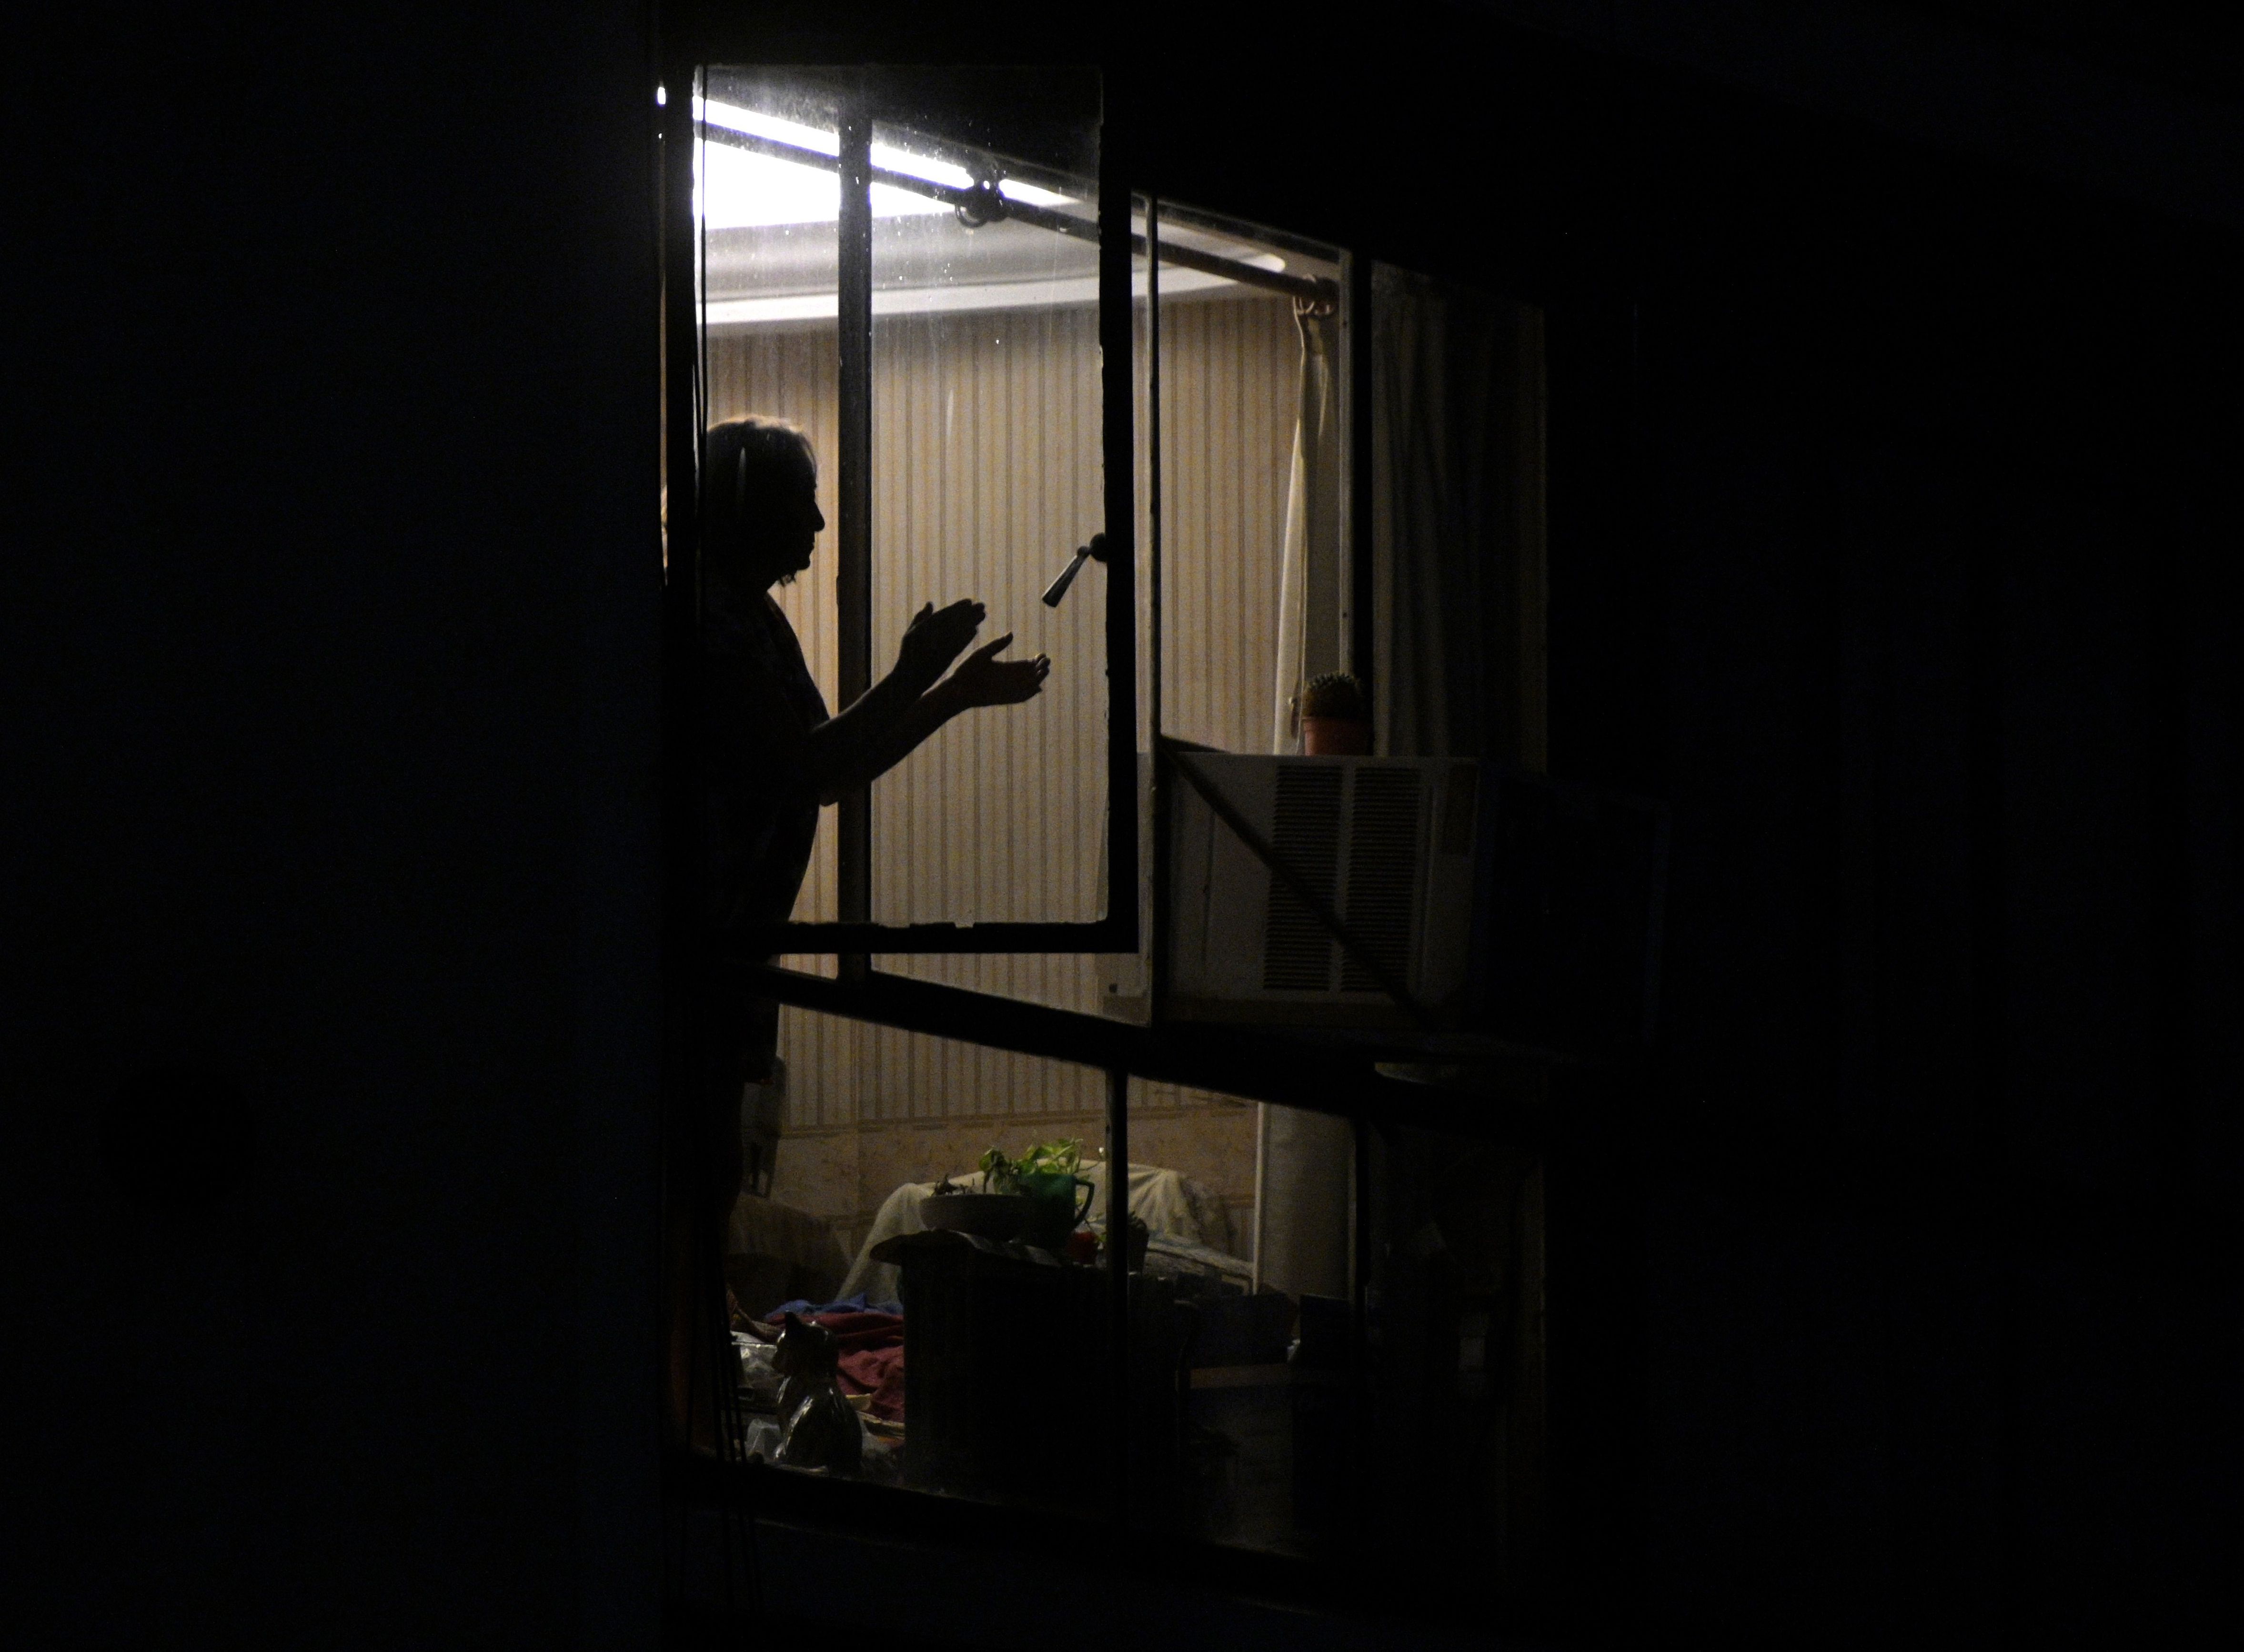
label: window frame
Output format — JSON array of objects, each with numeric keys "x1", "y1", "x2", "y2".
[
  {"x1": 656, "y1": 21, "x2": 1565, "y2": 1634},
  {"x1": 669, "y1": 62, "x2": 1139, "y2": 957}
]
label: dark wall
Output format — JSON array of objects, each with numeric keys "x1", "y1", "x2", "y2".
[
  {"x1": 1594, "y1": 71, "x2": 2239, "y2": 1652},
  {"x1": 1535, "y1": 28, "x2": 2239, "y2": 1651},
  {"x1": 1105, "y1": 12, "x2": 2244, "y2": 1645},
  {"x1": 4, "y1": 3, "x2": 663, "y2": 1646}
]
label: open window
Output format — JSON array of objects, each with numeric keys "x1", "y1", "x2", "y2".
[
  {"x1": 724, "y1": 1003, "x2": 1550, "y2": 1585},
  {"x1": 676, "y1": 67, "x2": 1626, "y2": 1036},
  {"x1": 660, "y1": 38, "x2": 1625, "y2": 1635},
  {"x1": 675, "y1": 66, "x2": 1366, "y2": 981},
  {"x1": 681, "y1": 66, "x2": 1136, "y2": 956}
]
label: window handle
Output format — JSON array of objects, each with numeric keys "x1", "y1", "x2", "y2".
[{"x1": 1040, "y1": 533, "x2": 1107, "y2": 607}]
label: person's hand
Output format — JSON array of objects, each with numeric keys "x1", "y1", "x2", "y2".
[
  {"x1": 942, "y1": 635, "x2": 1050, "y2": 707},
  {"x1": 895, "y1": 599, "x2": 986, "y2": 687}
]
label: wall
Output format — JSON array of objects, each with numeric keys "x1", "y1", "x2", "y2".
[
  {"x1": 1525, "y1": 50, "x2": 2244, "y2": 1652},
  {"x1": 706, "y1": 292, "x2": 1301, "y2": 1259},
  {"x1": 1110, "y1": 8, "x2": 2244, "y2": 1642},
  {"x1": 3, "y1": 2, "x2": 662, "y2": 1647}
]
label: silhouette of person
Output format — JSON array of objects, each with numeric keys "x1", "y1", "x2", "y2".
[
  {"x1": 699, "y1": 414, "x2": 1048, "y2": 947},
  {"x1": 697, "y1": 413, "x2": 1047, "y2": 1217},
  {"x1": 672, "y1": 415, "x2": 1049, "y2": 1445}
]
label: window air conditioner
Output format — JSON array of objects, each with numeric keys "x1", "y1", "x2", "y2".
[
  {"x1": 1103, "y1": 753, "x2": 1669, "y2": 1048},
  {"x1": 1133, "y1": 755, "x2": 1479, "y2": 1027}
]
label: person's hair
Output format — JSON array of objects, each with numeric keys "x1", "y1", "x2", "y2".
[{"x1": 701, "y1": 415, "x2": 815, "y2": 579}]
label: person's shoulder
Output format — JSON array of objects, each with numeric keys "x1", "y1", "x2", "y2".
[
  {"x1": 758, "y1": 594, "x2": 805, "y2": 645},
  {"x1": 704, "y1": 592, "x2": 780, "y2": 657},
  {"x1": 756, "y1": 595, "x2": 815, "y2": 673}
]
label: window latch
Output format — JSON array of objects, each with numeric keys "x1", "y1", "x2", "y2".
[{"x1": 1040, "y1": 533, "x2": 1108, "y2": 607}]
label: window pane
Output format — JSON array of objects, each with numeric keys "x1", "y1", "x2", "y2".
[
  {"x1": 1121, "y1": 1085, "x2": 1343, "y2": 1555},
  {"x1": 695, "y1": 69, "x2": 1115, "y2": 939},
  {"x1": 732, "y1": 1007, "x2": 1115, "y2": 1511},
  {"x1": 1116, "y1": 1086, "x2": 1545, "y2": 1580},
  {"x1": 1360, "y1": 1121, "x2": 1544, "y2": 1587},
  {"x1": 865, "y1": 101, "x2": 1104, "y2": 926},
  {"x1": 1149, "y1": 211, "x2": 1343, "y2": 758},
  {"x1": 697, "y1": 70, "x2": 843, "y2": 923},
  {"x1": 877, "y1": 187, "x2": 1148, "y2": 1010},
  {"x1": 1096, "y1": 210, "x2": 1345, "y2": 1022}
]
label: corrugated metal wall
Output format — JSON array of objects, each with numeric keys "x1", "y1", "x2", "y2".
[{"x1": 706, "y1": 291, "x2": 1298, "y2": 1249}]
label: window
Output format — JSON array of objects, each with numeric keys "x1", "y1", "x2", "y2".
[
  {"x1": 682, "y1": 66, "x2": 1134, "y2": 955},
  {"x1": 661, "y1": 39, "x2": 1602, "y2": 1632},
  {"x1": 679, "y1": 67, "x2": 1354, "y2": 972},
  {"x1": 724, "y1": 1004, "x2": 1550, "y2": 1581}
]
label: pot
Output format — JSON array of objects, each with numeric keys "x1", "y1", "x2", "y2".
[
  {"x1": 1015, "y1": 1173, "x2": 1096, "y2": 1251},
  {"x1": 920, "y1": 1191, "x2": 1030, "y2": 1241}
]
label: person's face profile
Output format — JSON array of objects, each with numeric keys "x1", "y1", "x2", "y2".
[
  {"x1": 740, "y1": 449, "x2": 824, "y2": 586},
  {"x1": 773, "y1": 460, "x2": 824, "y2": 580}
]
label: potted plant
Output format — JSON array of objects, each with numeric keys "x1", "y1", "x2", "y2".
[{"x1": 922, "y1": 1138, "x2": 1095, "y2": 1249}]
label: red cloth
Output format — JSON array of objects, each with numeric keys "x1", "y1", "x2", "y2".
[
  {"x1": 807, "y1": 1310, "x2": 902, "y2": 1350},
  {"x1": 839, "y1": 1343, "x2": 906, "y2": 1420},
  {"x1": 811, "y1": 1311, "x2": 905, "y2": 1421}
]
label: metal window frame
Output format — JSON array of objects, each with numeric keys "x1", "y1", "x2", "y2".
[
  {"x1": 658, "y1": 40, "x2": 1564, "y2": 1633},
  {"x1": 669, "y1": 62, "x2": 1138, "y2": 957},
  {"x1": 695, "y1": 122, "x2": 1334, "y2": 306}
]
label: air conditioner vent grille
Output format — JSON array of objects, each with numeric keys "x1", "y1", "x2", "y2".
[
  {"x1": 1260, "y1": 765, "x2": 1343, "y2": 990},
  {"x1": 1340, "y1": 766, "x2": 1422, "y2": 992}
]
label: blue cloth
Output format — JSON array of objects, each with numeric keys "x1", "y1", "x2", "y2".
[{"x1": 775, "y1": 1292, "x2": 903, "y2": 1319}]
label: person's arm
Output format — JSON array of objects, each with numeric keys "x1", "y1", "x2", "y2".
[
  {"x1": 804, "y1": 603, "x2": 1048, "y2": 803},
  {"x1": 836, "y1": 633, "x2": 1049, "y2": 796},
  {"x1": 800, "y1": 598, "x2": 978, "y2": 803}
]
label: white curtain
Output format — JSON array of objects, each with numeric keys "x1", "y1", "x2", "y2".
[
  {"x1": 1270, "y1": 302, "x2": 1346, "y2": 754},
  {"x1": 1260, "y1": 302, "x2": 1352, "y2": 1302},
  {"x1": 1255, "y1": 271, "x2": 1547, "y2": 1305}
]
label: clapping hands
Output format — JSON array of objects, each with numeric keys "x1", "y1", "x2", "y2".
[
  {"x1": 897, "y1": 599, "x2": 1049, "y2": 707},
  {"x1": 896, "y1": 599, "x2": 987, "y2": 687},
  {"x1": 944, "y1": 633, "x2": 1051, "y2": 706}
]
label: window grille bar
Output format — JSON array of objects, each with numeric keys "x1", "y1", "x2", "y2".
[
  {"x1": 742, "y1": 963, "x2": 1544, "y2": 1135},
  {"x1": 1105, "y1": 1066, "x2": 1131, "y2": 1552},
  {"x1": 835, "y1": 105, "x2": 874, "y2": 974},
  {"x1": 1100, "y1": 133, "x2": 1142, "y2": 955},
  {"x1": 1146, "y1": 195, "x2": 1168, "y2": 1021},
  {"x1": 745, "y1": 920, "x2": 1132, "y2": 954},
  {"x1": 1347, "y1": 252, "x2": 1375, "y2": 707},
  {"x1": 695, "y1": 120, "x2": 1335, "y2": 306}
]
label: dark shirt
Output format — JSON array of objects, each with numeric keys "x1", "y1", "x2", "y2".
[{"x1": 704, "y1": 592, "x2": 829, "y2": 933}]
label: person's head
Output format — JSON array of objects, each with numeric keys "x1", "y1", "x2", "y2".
[{"x1": 702, "y1": 415, "x2": 824, "y2": 589}]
